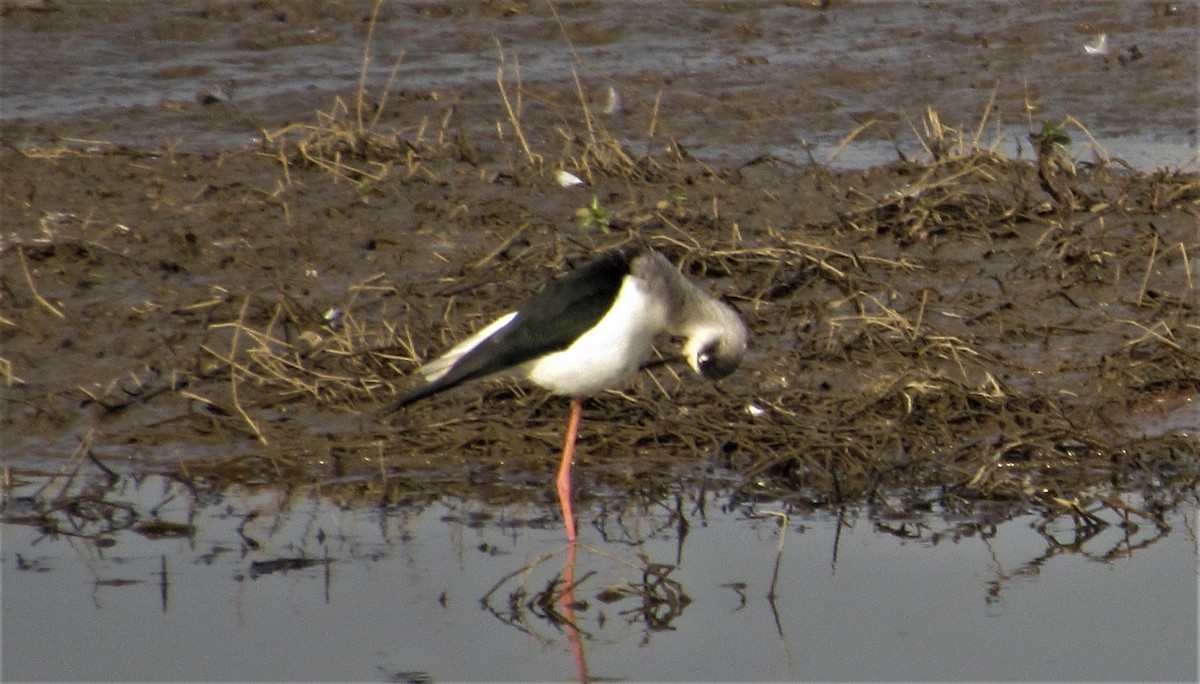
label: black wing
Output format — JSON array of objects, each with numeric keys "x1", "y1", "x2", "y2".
[{"x1": 389, "y1": 247, "x2": 637, "y2": 410}]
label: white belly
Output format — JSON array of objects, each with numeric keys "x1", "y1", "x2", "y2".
[{"x1": 526, "y1": 276, "x2": 667, "y2": 397}]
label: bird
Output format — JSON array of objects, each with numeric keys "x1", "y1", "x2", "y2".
[{"x1": 385, "y1": 244, "x2": 749, "y2": 542}]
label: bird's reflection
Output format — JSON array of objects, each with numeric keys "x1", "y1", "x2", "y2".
[
  {"x1": 559, "y1": 543, "x2": 589, "y2": 683},
  {"x1": 480, "y1": 540, "x2": 692, "y2": 682}
]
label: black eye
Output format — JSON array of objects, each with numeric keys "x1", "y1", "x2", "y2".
[{"x1": 698, "y1": 344, "x2": 739, "y2": 380}]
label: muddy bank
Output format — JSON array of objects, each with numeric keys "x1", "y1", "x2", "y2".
[
  {"x1": 2, "y1": 112, "x2": 1198, "y2": 525},
  {"x1": 1, "y1": 1, "x2": 1198, "y2": 537}
]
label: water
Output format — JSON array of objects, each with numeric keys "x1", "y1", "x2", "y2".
[
  {"x1": 3, "y1": 473, "x2": 1196, "y2": 681},
  {"x1": 2, "y1": 1, "x2": 1197, "y2": 169}
]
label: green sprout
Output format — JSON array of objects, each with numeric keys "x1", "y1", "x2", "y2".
[
  {"x1": 1032, "y1": 120, "x2": 1072, "y2": 160},
  {"x1": 575, "y1": 195, "x2": 611, "y2": 233}
]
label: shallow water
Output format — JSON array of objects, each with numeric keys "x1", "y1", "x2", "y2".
[
  {"x1": 3, "y1": 473, "x2": 1197, "y2": 681},
  {"x1": 2, "y1": 1, "x2": 1197, "y2": 169}
]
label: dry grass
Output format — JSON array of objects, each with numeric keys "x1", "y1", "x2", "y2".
[
  {"x1": 9, "y1": 14, "x2": 1190, "y2": 533},
  {"x1": 256, "y1": 1, "x2": 660, "y2": 195},
  {"x1": 258, "y1": 2, "x2": 453, "y2": 190},
  {"x1": 173, "y1": 148, "x2": 1196, "y2": 516}
]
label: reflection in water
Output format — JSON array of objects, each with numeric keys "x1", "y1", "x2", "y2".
[
  {"x1": 561, "y1": 543, "x2": 588, "y2": 682},
  {"x1": 479, "y1": 538, "x2": 694, "y2": 681},
  {"x1": 2, "y1": 468, "x2": 1196, "y2": 681}
]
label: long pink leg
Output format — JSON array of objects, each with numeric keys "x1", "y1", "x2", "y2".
[{"x1": 555, "y1": 397, "x2": 584, "y2": 543}]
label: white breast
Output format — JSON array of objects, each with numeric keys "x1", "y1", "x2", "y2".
[{"x1": 526, "y1": 275, "x2": 668, "y2": 397}]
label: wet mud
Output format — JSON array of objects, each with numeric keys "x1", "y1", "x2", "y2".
[{"x1": 2, "y1": 0, "x2": 1198, "y2": 539}]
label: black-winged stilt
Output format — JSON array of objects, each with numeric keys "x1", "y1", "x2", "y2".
[{"x1": 387, "y1": 245, "x2": 748, "y2": 542}]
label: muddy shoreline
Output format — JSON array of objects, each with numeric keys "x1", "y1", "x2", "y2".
[
  {"x1": 2, "y1": 1, "x2": 1198, "y2": 534},
  {"x1": 3, "y1": 123, "x2": 1197, "y2": 518}
]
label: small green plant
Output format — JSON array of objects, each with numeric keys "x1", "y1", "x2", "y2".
[
  {"x1": 1032, "y1": 120, "x2": 1072, "y2": 161},
  {"x1": 575, "y1": 195, "x2": 611, "y2": 233},
  {"x1": 1031, "y1": 120, "x2": 1081, "y2": 211}
]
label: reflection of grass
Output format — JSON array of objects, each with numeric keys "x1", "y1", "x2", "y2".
[{"x1": 1, "y1": 461, "x2": 1185, "y2": 640}]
